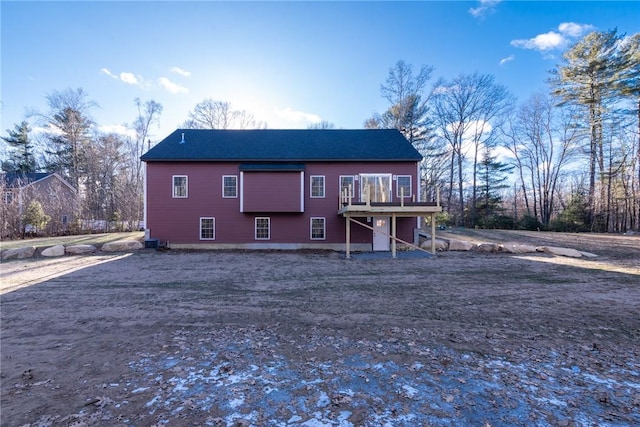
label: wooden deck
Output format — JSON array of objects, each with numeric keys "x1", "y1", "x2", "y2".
[{"x1": 338, "y1": 199, "x2": 442, "y2": 259}]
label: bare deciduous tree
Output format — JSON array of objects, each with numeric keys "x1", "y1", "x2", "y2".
[
  {"x1": 431, "y1": 73, "x2": 512, "y2": 226},
  {"x1": 183, "y1": 99, "x2": 266, "y2": 129}
]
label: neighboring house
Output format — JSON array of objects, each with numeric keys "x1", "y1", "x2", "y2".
[
  {"x1": 141, "y1": 129, "x2": 441, "y2": 255},
  {"x1": 1, "y1": 172, "x2": 78, "y2": 237}
]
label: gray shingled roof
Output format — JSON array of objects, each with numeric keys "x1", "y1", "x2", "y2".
[
  {"x1": 2, "y1": 172, "x2": 51, "y2": 188},
  {"x1": 140, "y1": 129, "x2": 422, "y2": 162}
]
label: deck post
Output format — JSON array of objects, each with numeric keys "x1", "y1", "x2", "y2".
[
  {"x1": 391, "y1": 213, "x2": 397, "y2": 258},
  {"x1": 345, "y1": 215, "x2": 351, "y2": 259},
  {"x1": 430, "y1": 212, "x2": 436, "y2": 254}
]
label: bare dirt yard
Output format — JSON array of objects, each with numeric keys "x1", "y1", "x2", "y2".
[{"x1": 1, "y1": 230, "x2": 639, "y2": 426}]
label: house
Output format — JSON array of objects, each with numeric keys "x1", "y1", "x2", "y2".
[
  {"x1": 141, "y1": 129, "x2": 441, "y2": 256},
  {"x1": 1, "y1": 172, "x2": 78, "y2": 237}
]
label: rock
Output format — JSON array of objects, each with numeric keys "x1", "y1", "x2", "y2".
[
  {"x1": 42, "y1": 244, "x2": 65, "y2": 257},
  {"x1": 474, "y1": 242, "x2": 499, "y2": 252},
  {"x1": 499, "y1": 243, "x2": 538, "y2": 254},
  {"x1": 579, "y1": 251, "x2": 598, "y2": 258},
  {"x1": 421, "y1": 239, "x2": 448, "y2": 251},
  {"x1": 537, "y1": 246, "x2": 583, "y2": 258},
  {"x1": 101, "y1": 240, "x2": 143, "y2": 252},
  {"x1": 66, "y1": 244, "x2": 97, "y2": 255},
  {"x1": 1, "y1": 246, "x2": 35, "y2": 260},
  {"x1": 447, "y1": 239, "x2": 473, "y2": 251}
]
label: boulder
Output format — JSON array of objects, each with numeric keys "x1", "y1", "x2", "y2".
[
  {"x1": 499, "y1": 243, "x2": 538, "y2": 254},
  {"x1": 420, "y1": 239, "x2": 448, "y2": 251},
  {"x1": 1, "y1": 246, "x2": 36, "y2": 260},
  {"x1": 474, "y1": 242, "x2": 499, "y2": 252},
  {"x1": 579, "y1": 251, "x2": 599, "y2": 258},
  {"x1": 537, "y1": 246, "x2": 583, "y2": 258},
  {"x1": 42, "y1": 244, "x2": 65, "y2": 257},
  {"x1": 66, "y1": 244, "x2": 97, "y2": 255},
  {"x1": 101, "y1": 240, "x2": 144, "y2": 252},
  {"x1": 447, "y1": 239, "x2": 473, "y2": 251}
]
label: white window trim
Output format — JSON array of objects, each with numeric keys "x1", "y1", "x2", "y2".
[
  {"x1": 222, "y1": 175, "x2": 238, "y2": 198},
  {"x1": 172, "y1": 175, "x2": 188, "y2": 198},
  {"x1": 310, "y1": 217, "x2": 326, "y2": 240},
  {"x1": 310, "y1": 175, "x2": 325, "y2": 198},
  {"x1": 255, "y1": 217, "x2": 270, "y2": 240},
  {"x1": 199, "y1": 217, "x2": 216, "y2": 240},
  {"x1": 396, "y1": 175, "x2": 412, "y2": 198}
]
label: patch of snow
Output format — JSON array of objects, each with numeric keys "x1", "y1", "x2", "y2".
[{"x1": 316, "y1": 391, "x2": 330, "y2": 408}]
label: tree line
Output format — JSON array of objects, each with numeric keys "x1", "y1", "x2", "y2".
[
  {"x1": 1, "y1": 28, "x2": 638, "y2": 237},
  {"x1": 367, "y1": 29, "x2": 639, "y2": 233}
]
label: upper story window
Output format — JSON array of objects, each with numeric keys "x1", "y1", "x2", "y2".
[
  {"x1": 339, "y1": 176, "x2": 355, "y2": 199},
  {"x1": 172, "y1": 175, "x2": 188, "y2": 198},
  {"x1": 396, "y1": 175, "x2": 412, "y2": 198},
  {"x1": 310, "y1": 176, "x2": 325, "y2": 198},
  {"x1": 223, "y1": 175, "x2": 238, "y2": 198},
  {"x1": 360, "y1": 174, "x2": 391, "y2": 203}
]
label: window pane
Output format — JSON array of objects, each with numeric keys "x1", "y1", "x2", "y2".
[
  {"x1": 311, "y1": 176, "x2": 325, "y2": 198},
  {"x1": 173, "y1": 176, "x2": 187, "y2": 198},
  {"x1": 223, "y1": 176, "x2": 237, "y2": 198},
  {"x1": 255, "y1": 217, "x2": 270, "y2": 240},
  {"x1": 360, "y1": 175, "x2": 391, "y2": 202},
  {"x1": 397, "y1": 176, "x2": 411, "y2": 198},
  {"x1": 311, "y1": 218, "x2": 325, "y2": 240},
  {"x1": 200, "y1": 218, "x2": 215, "y2": 239},
  {"x1": 340, "y1": 176, "x2": 354, "y2": 198}
]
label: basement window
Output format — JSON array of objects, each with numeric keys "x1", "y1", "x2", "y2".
[
  {"x1": 310, "y1": 217, "x2": 326, "y2": 240},
  {"x1": 200, "y1": 217, "x2": 215, "y2": 240},
  {"x1": 255, "y1": 217, "x2": 270, "y2": 240}
]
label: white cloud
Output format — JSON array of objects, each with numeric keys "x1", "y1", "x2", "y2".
[
  {"x1": 101, "y1": 68, "x2": 144, "y2": 87},
  {"x1": 511, "y1": 31, "x2": 565, "y2": 51},
  {"x1": 170, "y1": 66, "x2": 191, "y2": 77},
  {"x1": 511, "y1": 22, "x2": 595, "y2": 52},
  {"x1": 98, "y1": 124, "x2": 136, "y2": 138},
  {"x1": 100, "y1": 68, "x2": 118, "y2": 79},
  {"x1": 275, "y1": 107, "x2": 321, "y2": 125},
  {"x1": 558, "y1": 22, "x2": 593, "y2": 38},
  {"x1": 469, "y1": 0, "x2": 502, "y2": 18},
  {"x1": 119, "y1": 72, "x2": 141, "y2": 86},
  {"x1": 499, "y1": 55, "x2": 515, "y2": 65},
  {"x1": 157, "y1": 77, "x2": 189, "y2": 94}
]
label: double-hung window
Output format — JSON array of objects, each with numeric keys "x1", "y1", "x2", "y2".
[
  {"x1": 310, "y1": 175, "x2": 325, "y2": 198},
  {"x1": 310, "y1": 217, "x2": 326, "y2": 240},
  {"x1": 3, "y1": 191, "x2": 13, "y2": 204},
  {"x1": 339, "y1": 176, "x2": 355, "y2": 199},
  {"x1": 223, "y1": 175, "x2": 238, "y2": 198},
  {"x1": 200, "y1": 217, "x2": 215, "y2": 240},
  {"x1": 173, "y1": 175, "x2": 188, "y2": 198},
  {"x1": 255, "y1": 217, "x2": 270, "y2": 240},
  {"x1": 396, "y1": 175, "x2": 412, "y2": 198}
]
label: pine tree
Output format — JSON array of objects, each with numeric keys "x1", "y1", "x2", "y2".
[
  {"x1": 1, "y1": 121, "x2": 37, "y2": 172},
  {"x1": 550, "y1": 29, "x2": 638, "y2": 230},
  {"x1": 476, "y1": 147, "x2": 514, "y2": 228}
]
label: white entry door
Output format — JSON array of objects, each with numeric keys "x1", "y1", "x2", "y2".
[{"x1": 373, "y1": 217, "x2": 390, "y2": 251}]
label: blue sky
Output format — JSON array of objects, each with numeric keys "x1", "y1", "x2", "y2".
[{"x1": 2, "y1": 1, "x2": 639, "y2": 142}]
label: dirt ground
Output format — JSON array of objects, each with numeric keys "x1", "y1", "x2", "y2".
[{"x1": 1, "y1": 230, "x2": 639, "y2": 426}]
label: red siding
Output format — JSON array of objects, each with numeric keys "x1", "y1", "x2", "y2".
[
  {"x1": 145, "y1": 161, "x2": 419, "y2": 245},
  {"x1": 242, "y1": 172, "x2": 302, "y2": 212}
]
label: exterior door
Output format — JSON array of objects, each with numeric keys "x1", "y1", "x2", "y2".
[{"x1": 373, "y1": 217, "x2": 390, "y2": 251}]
